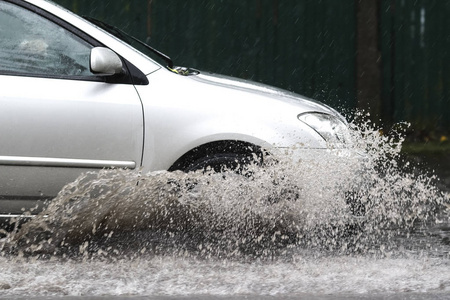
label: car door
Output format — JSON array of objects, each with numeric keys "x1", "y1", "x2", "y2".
[{"x1": 0, "y1": 1, "x2": 144, "y2": 215}]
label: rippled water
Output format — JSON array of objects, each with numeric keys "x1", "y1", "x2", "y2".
[{"x1": 0, "y1": 121, "x2": 449, "y2": 298}]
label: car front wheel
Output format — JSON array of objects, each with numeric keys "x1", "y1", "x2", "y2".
[{"x1": 183, "y1": 153, "x2": 259, "y2": 175}]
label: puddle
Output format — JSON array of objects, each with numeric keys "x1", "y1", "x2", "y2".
[{"x1": 0, "y1": 119, "x2": 449, "y2": 297}]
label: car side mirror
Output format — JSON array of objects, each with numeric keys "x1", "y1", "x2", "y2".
[{"x1": 90, "y1": 47, "x2": 124, "y2": 76}]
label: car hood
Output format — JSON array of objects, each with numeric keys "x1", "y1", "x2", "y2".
[{"x1": 188, "y1": 72, "x2": 345, "y2": 121}]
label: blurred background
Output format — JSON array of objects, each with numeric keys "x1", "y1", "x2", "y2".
[{"x1": 54, "y1": 0, "x2": 449, "y2": 145}]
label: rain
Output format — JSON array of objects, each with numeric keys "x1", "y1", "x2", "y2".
[{"x1": 1, "y1": 0, "x2": 449, "y2": 299}]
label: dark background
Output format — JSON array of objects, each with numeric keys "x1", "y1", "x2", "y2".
[{"x1": 54, "y1": 0, "x2": 450, "y2": 141}]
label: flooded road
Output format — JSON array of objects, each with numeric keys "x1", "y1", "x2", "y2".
[{"x1": 0, "y1": 124, "x2": 449, "y2": 299}]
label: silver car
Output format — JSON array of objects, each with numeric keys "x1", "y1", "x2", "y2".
[{"x1": 0, "y1": 0, "x2": 352, "y2": 222}]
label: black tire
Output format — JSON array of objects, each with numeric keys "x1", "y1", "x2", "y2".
[{"x1": 184, "y1": 152, "x2": 258, "y2": 175}]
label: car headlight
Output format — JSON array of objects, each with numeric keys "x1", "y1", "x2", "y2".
[{"x1": 298, "y1": 112, "x2": 352, "y2": 147}]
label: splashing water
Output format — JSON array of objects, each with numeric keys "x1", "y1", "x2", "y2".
[
  {"x1": 2, "y1": 119, "x2": 447, "y2": 259},
  {"x1": 0, "y1": 119, "x2": 449, "y2": 297}
]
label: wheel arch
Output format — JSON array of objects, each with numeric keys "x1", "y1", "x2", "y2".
[{"x1": 168, "y1": 140, "x2": 267, "y2": 172}]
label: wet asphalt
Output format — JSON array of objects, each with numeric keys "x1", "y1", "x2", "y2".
[
  {"x1": 4, "y1": 152, "x2": 450, "y2": 300},
  {"x1": 8, "y1": 293, "x2": 450, "y2": 300}
]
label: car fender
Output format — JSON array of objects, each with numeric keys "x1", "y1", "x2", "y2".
[{"x1": 136, "y1": 70, "x2": 328, "y2": 172}]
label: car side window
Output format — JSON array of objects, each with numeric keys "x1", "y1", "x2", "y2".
[{"x1": 0, "y1": 2, "x2": 93, "y2": 77}]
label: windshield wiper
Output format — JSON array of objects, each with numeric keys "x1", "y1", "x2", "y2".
[{"x1": 83, "y1": 16, "x2": 174, "y2": 69}]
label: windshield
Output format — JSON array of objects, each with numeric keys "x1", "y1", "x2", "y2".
[
  {"x1": 83, "y1": 17, "x2": 173, "y2": 68},
  {"x1": 84, "y1": 17, "x2": 199, "y2": 76}
]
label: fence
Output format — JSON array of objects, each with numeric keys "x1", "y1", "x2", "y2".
[
  {"x1": 380, "y1": 0, "x2": 450, "y2": 134},
  {"x1": 54, "y1": 0, "x2": 449, "y2": 134}
]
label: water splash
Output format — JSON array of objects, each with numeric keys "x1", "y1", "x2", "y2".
[{"x1": 2, "y1": 119, "x2": 448, "y2": 259}]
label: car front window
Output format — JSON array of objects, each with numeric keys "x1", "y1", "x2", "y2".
[{"x1": 0, "y1": 1, "x2": 93, "y2": 77}]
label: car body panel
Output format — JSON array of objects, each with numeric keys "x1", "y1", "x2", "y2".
[
  {"x1": 137, "y1": 71, "x2": 333, "y2": 171},
  {"x1": 0, "y1": 75, "x2": 144, "y2": 200},
  {"x1": 0, "y1": 0, "x2": 353, "y2": 220}
]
